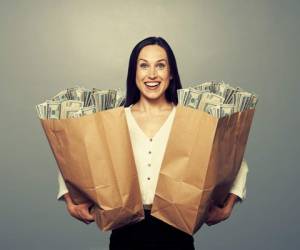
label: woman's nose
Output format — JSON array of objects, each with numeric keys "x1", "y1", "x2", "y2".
[{"x1": 148, "y1": 66, "x2": 158, "y2": 78}]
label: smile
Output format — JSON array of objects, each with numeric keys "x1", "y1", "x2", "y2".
[{"x1": 144, "y1": 82, "x2": 161, "y2": 88}]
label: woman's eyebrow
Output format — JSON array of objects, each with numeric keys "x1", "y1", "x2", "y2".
[{"x1": 138, "y1": 58, "x2": 167, "y2": 62}]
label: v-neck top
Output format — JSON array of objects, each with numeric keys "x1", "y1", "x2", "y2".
[
  {"x1": 124, "y1": 104, "x2": 176, "y2": 205},
  {"x1": 126, "y1": 104, "x2": 176, "y2": 140}
]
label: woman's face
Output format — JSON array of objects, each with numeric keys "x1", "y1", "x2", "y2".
[{"x1": 135, "y1": 45, "x2": 172, "y2": 102}]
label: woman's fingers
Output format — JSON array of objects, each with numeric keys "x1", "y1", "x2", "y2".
[
  {"x1": 67, "y1": 202, "x2": 95, "y2": 224},
  {"x1": 205, "y1": 204, "x2": 231, "y2": 226},
  {"x1": 78, "y1": 205, "x2": 94, "y2": 221}
]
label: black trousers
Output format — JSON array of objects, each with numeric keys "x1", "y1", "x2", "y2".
[{"x1": 109, "y1": 209, "x2": 195, "y2": 250}]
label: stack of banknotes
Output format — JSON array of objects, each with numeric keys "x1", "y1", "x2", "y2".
[
  {"x1": 177, "y1": 81, "x2": 258, "y2": 118},
  {"x1": 36, "y1": 87, "x2": 126, "y2": 119},
  {"x1": 36, "y1": 81, "x2": 258, "y2": 120}
]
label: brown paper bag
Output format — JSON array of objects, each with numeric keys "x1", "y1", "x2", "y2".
[
  {"x1": 41, "y1": 104, "x2": 254, "y2": 235},
  {"x1": 41, "y1": 107, "x2": 145, "y2": 231},
  {"x1": 151, "y1": 105, "x2": 255, "y2": 235}
]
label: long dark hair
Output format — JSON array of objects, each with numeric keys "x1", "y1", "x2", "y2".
[{"x1": 124, "y1": 37, "x2": 182, "y2": 107}]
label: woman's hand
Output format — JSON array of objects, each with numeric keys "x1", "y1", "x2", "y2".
[
  {"x1": 63, "y1": 193, "x2": 95, "y2": 224},
  {"x1": 205, "y1": 193, "x2": 239, "y2": 226}
]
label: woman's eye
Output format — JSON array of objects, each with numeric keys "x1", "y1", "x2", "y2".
[
  {"x1": 157, "y1": 63, "x2": 166, "y2": 69},
  {"x1": 140, "y1": 63, "x2": 148, "y2": 68}
]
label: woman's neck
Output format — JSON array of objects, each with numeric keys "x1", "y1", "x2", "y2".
[{"x1": 132, "y1": 96, "x2": 174, "y2": 114}]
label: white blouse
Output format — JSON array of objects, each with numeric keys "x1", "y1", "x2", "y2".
[{"x1": 57, "y1": 105, "x2": 248, "y2": 204}]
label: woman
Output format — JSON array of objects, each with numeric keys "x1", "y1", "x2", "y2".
[{"x1": 57, "y1": 36, "x2": 248, "y2": 250}]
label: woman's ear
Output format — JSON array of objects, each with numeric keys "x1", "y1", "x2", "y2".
[{"x1": 170, "y1": 75, "x2": 173, "y2": 80}]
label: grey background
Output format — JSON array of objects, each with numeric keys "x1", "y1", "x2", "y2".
[{"x1": 0, "y1": 0, "x2": 299, "y2": 249}]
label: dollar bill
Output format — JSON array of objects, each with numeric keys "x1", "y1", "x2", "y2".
[
  {"x1": 184, "y1": 89, "x2": 202, "y2": 109},
  {"x1": 47, "y1": 101, "x2": 61, "y2": 119},
  {"x1": 66, "y1": 110, "x2": 82, "y2": 118},
  {"x1": 198, "y1": 92, "x2": 225, "y2": 111},
  {"x1": 115, "y1": 88, "x2": 126, "y2": 107},
  {"x1": 36, "y1": 101, "x2": 48, "y2": 119},
  {"x1": 60, "y1": 100, "x2": 83, "y2": 119},
  {"x1": 177, "y1": 88, "x2": 190, "y2": 105},
  {"x1": 52, "y1": 90, "x2": 68, "y2": 102},
  {"x1": 82, "y1": 106, "x2": 96, "y2": 116}
]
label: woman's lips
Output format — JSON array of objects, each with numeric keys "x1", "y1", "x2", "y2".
[{"x1": 144, "y1": 81, "x2": 161, "y2": 90}]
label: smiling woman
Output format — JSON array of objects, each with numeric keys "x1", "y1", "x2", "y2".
[{"x1": 57, "y1": 36, "x2": 248, "y2": 250}]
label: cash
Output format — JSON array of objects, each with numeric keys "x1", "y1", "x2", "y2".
[
  {"x1": 36, "y1": 81, "x2": 258, "y2": 120},
  {"x1": 180, "y1": 81, "x2": 258, "y2": 118},
  {"x1": 36, "y1": 86, "x2": 125, "y2": 120}
]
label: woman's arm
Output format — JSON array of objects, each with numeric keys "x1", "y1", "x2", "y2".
[
  {"x1": 205, "y1": 159, "x2": 249, "y2": 226},
  {"x1": 228, "y1": 159, "x2": 249, "y2": 202},
  {"x1": 57, "y1": 169, "x2": 69, "y2": 201},
  {"x1": 57, "y1": 169, "x2": 94, "y2": 224}
]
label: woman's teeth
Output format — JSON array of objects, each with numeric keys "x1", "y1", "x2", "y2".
[{"x1": 145, "y1": 82, "x2": 160, "y2": 87}]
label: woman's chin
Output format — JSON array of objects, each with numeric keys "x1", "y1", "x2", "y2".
[{"x1": 141, "y1": 93, "x2": 165, "y2": 101}]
